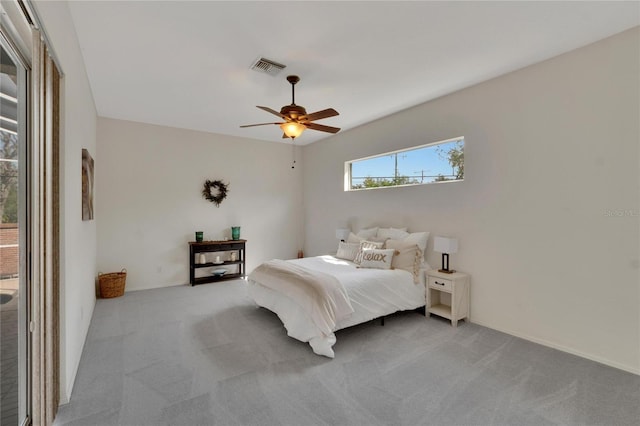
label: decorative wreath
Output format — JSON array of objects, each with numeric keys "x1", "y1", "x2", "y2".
[{"x1": 202, "y1": 179, "x2": 229, "y2": 207}]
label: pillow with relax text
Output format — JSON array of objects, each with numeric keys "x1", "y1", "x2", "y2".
[
  {"x1": 358, "y1": 248, "x2": 395, "y2": 270},
  {"x1": 354, "y1": 240, "x2": 384, "y2": 264}
]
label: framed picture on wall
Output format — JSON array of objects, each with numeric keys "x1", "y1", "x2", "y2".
[{"x1": 82, "y1": 148, "x2": 94, "y2": 221}]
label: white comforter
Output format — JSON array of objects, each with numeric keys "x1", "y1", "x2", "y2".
[
  {"x1": 249, "y1": 259, "x2": 354, "y2": 336},
  {"x1": 247, "y1": 255, "x2": 426, "y2": 357}
]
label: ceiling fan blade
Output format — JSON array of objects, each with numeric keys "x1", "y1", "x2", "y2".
[
  {"x1": 305, "y1": 122, "x2": 341, "y2": 134},
  {"x1": 257, "y1": 106, "x2": 289, "y2": 120},
  {"x1": 300, "y1": 108, "x2": 339, "y2": 122},
  {"x1": 239, "y1": 122, "x2": 282, "y2": 128}
]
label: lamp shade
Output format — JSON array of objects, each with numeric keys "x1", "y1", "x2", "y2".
[
  {"x1": 280, "y1": 122, "x2": 306, "y2": 139},
  {"x1": 335, "y1": 228, "x2": 350, "y2": 241},
  {"x1": 434, "y1": 236, "x2": 458, "y2": 254}
]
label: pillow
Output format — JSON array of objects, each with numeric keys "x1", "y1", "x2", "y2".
[
  {"x1": 359, "y1": 248, "x2": 395, "y2": 270},
  {"x1": 335, "y1": 242, "x2": 360, "y2": 262},
  {"x1": 356, "y1": 227, "x2": 378, "y2": 239},
  {"x1": 346, "y1": 232, "x2": 363, "y2": 243},
  {"x1": 354, "y1": 240, "x2": 384, "y2": 264},
  {"x1": 377, "y1": 227, "x2": 410, "y2": 240},
  {"x1": 385, "y1": 239, "x2": 422, "y2": 283},
  {"x1": 348, "y1": 232, "x2": 386, "y2": 244},
  {"x1": 389, "y1": 231, "x2": 429, "y2": 253}
]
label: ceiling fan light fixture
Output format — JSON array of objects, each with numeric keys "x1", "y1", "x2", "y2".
[
  {"x1": 240, "y1": 75, "x2": 340, "y2": 139},
  {"x1": 280, "y1": 122, "x2": 306, "y2": 139}
]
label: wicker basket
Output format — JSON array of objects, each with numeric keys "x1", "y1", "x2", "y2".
[{"x1": 99, "y1": 269, "x2": 127, "y2": 298}]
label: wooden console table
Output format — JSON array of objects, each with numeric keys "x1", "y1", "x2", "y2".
[{"x1": 188, "y1": 240, "x2": 246, "y2": 286}]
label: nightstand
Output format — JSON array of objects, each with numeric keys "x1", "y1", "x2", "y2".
[{"x1": 426, "y1": 270, "x2": 470, "y2": 327}]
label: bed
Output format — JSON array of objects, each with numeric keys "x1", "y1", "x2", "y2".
[{"x1": 247, "y1": 228, "x2": 429, "y2": 357}]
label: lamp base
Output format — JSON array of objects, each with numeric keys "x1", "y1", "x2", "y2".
[{"x1": 438, "y1": 269, "x2": 456, "y2": 274}]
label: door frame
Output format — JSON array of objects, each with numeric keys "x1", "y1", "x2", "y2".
[
  {"x1": 2, "y1": 1, "x2": 61, "y2": 424},
  {"x1": 0, "y1": 24, "x2": 31, "y2": 426}
]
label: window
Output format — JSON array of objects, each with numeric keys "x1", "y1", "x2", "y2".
[
  {"x1": 345, "y1": 137, "x2": 464, "y2": 191},
  {"x1": 1, "y1": 32, "x2": 28, "y2": 426}
]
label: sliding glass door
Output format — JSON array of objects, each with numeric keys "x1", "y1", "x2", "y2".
[{"x1": 0, "y1": 35, "x2": 28, "y2": 426}]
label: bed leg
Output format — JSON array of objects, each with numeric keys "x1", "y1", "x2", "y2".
[{"x1": 380, "y1": 316, "x2": 385, "y2": 326}]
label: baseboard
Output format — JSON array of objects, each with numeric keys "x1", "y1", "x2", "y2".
[{"x1": 469, "y1": 319, "x2": 640, "y2": 376}]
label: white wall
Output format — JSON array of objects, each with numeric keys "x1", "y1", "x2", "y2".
[
  {"x1": 96, "y1": 118, "x2": 303, "y2": 291},
  {"x1": 303, "y1": 28, "x2": 640, "y2": 373},
  {"x1": 30, "y1": 4, "x2": 639, "y2": 408},
  {"x1": 31, "y1": 1, "x2": 98, "y2": 403}
]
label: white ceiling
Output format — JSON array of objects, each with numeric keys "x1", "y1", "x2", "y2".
[{"x1": 66, "y1": 1, "x2": 639, "y2": 145}]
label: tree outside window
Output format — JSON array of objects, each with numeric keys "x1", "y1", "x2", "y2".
[{"x1": 348, "y1": 137, "x2": 464, "y2": 190}]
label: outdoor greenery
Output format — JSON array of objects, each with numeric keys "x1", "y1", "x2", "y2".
[
  {"x1": 352, "y1": 140, "x2": 464, "y2": 189},
  {"x1": 353, "y1": 175, "x2": 420, "y2": 189},
  {"x1": 1, "y1": 132, "x2": 18, "y2": 223},
  {"x1": 2, "y1": 185, "x2": 17, "y2": 223},
  {"x1": 435, "y1": 141, "x2": 464, "y2": 181}
]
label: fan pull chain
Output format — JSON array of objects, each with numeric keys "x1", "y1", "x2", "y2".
[{"x1": 291, "y1": 141, "x2": 296, "y2": 169}]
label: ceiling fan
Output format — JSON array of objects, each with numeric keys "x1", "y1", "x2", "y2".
[{"x1": 240, "y1": 75, "x2": 340, "y2": 140}]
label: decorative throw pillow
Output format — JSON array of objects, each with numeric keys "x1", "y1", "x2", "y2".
[
  {"x1": 377, "y1": 227, "x2": 410, "y2": 240},
  {"x1": 354, "y1": 240, "x2": 384, "y2": 264},
  {"x1": 389, "y1": 231, "x2": 429, "y2": 253},
  {"x1": 335, "y1": 242, "x2": 360, "y2": 262},
  {"x1": 384, "y1": 239, "x2": 422, "y2": 283},
  {"x1": 359, "y1": 248, "x2": 396, "y2": 270}
]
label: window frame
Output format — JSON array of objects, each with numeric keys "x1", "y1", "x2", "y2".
[{"x1": 344, "y1": 136, "x2": 465, "y2": 191}]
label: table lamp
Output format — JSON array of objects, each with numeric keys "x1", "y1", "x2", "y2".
[
  {"x1": 434, "y1": 236, "x2": 458, "y2": 273},
  {"x1": 335, "y1": 228, "x2": 350, "y2": 242}
]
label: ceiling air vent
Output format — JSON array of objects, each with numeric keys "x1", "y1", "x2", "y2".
[{"x1": 250, "y1": 57, "x2": 286, "y2": 76}]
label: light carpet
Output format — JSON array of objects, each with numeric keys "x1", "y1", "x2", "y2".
[{"x1": 54, "y1": 279, "x2": 640, "y2": 426}]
